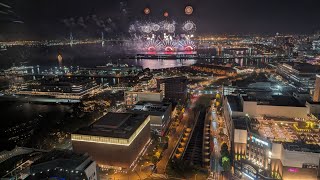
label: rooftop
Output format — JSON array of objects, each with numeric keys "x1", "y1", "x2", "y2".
[
  {"x1": 242, "y1": 95, "x2": 305, "y2": 107},
  {"x1": 31, "y1": 150, "x2": 90, "y2": 170},
  {"x1": 129, "y1": 101, "x2": 171, "y2": 116},
  {"x1": 281, "y1": 62, "x2": 320, "y2": 74},
  {"x1": 74, "y1": 112, "x2": 149, "y2": 139},
  {"x1": 282, "y1": 142, "x2": 320, "y2": 153},
  {"x1": 255, "y1": 116, "x2": 320, "y2": 150},
  {"x1": 33, "y1": 77, "x2": 95, "y2": 87},
  {"x1": 233, "y1": 116, "x2": 250, "y2": 130}
]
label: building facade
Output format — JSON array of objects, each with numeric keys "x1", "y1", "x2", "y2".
[
  {"x1": 72, "y1": 113, "x2": 151, "y2": 170},
  {"x1": 129, "y1": 101, "x2": 172, "y2": 135}
]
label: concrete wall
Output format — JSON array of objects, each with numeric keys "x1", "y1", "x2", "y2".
[
  {"x1": 84, "y1": 161, "x2": 97, "y2": 180},
  {"x1": 257, "y1": 105, "x2": 308, "y2": 119},
  {"x1": 234, "y1": 129, "x2": 248, "y2": 144},
  {"x1": 243, "y1": 101, "x2": 308, "y2": 118},
  {"x1": 272, "y1": 143, "x2": 319, "y2": 168},
  {"x1": 282, "y1": 150, "x2": 320, "y2": 168},
  {"x1": 138, "y1": 93, "x2": 163, "y2": 102},
  {"x1": 306, "y1": 102, "x2": 320, "y2": 115},
  {"x1": 242, "y1": 101, "x2": 257, "y2": 116},
  {"x1": 282, "y1": 167, "x2": 319, "y2": 180},
  {"x1": 271, "y1": 143, "x2": 320, "y2": 180}
]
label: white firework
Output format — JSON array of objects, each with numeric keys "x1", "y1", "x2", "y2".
[
  {"x1": 179, "y1": 39, "x2": 196, "y2": 51},
  {"x1": 140, "y1": 24, "x2": 152, "y2": 33},
  {"x1": 159, "y1": 20, "x2": 176, "y2": 33},
  {"x1": 145, "y1": 39, "x2": 162, "y2": 51},
  {"x1": 129, "y1": 24, "x2": 136, "y2": 33},
  {"x1": 167, "y1": 24, "x2": 175, "y2": 33},
  {"x1": 152, "y1": 23, "x2": 160, "y2": 32},
  {"x1": 182, "y1": 21, "x2": 196, "y2": 32},
  {"x1": 162, "y1": 39, "x2": 178, "y2": 51}
]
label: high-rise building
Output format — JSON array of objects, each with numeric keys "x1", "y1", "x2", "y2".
[
  {"x1": 313, "y1": 74, "x2": 320, "y2": 102},
  {"x1": 156, "y1": 76, "x2": 188, "y2": 102}
]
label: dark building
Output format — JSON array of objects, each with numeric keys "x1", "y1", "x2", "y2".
[
  {"x1": 128, "y1": 101, "x2": 172, "y2": 135},
  {"x1": 27, "y1": 150, "x2": 97, "y2": 180},
  {"x1": 72, "y1": 113, "x2": 151, "y2": 171},
  {"x1": 156, "y1": 76, "x2": 188, "y2": 102}
]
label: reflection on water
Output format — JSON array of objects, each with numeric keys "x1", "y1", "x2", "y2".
[
  {"x1": 124, "y1": 59, "x2": 197, "y2": 69},
  {"x1": 0, "y1": 101, "x2": 72, "y2": 127}
]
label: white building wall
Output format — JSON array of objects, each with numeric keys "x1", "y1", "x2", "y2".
[
  {"x1": 272, "y1": 143, "x2": 320, "y2": 168},
  {"x1": 234, "y1": 129, "x2": 248, "y2": 144},
  {"x1": 242, "y1": 101, "x2": 258, "y2": 116},
  {"x1": 282, "y1": 150, "x2": 320, "y2": 168},
  {"x1": 243, "y1": 101, "x2": 308, "y2": 118},
  {"x1": 138, "y1": 92, "x2": 163, "y2": 102},
  {"x1": 84, "y1": 161, "x2": 97, "y2": 180},
  {"x1": 256, "y1": 105, "x2": 308, "y2": 119}
]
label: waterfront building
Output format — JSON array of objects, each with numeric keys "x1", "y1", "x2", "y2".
[{"x1": 18, "y1": 77, "x2": 99, "y2": 100}]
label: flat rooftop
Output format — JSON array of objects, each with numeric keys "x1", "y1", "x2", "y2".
[
  {"x1": 280, "y1": 62, "x2": 320, "y2": 74},
  {"x1": 243, "y1": 95, "x2": 305, "y2": 107},
  {"x1": 125, "y1": 90, "x2": 162, "y2": 94},
  {"x1": 31, "y1": 150, "x2": 90, "y2": 170},
  {"x1": 256, "y1": 117, "x2": 320, "y2": 150},
  {"x1": 282, "y1": 142, "x2": 320, "y2": 153},
  {"x1": 75, "y1": 112, "x2": 148, "y2": 139},
  {"x1": 129, "y1": 101, "x2": 171, "y2": 116},
  {"x1": 233, "y1": 116, "x2": 250, "y2": 130}
]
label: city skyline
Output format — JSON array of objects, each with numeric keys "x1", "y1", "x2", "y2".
[
  {"x1": 1, "y1": 0, "x2": 320, "y2": 40},
  {"x1": 0, "y1": 1, "x2": 320, "y2": 180}
]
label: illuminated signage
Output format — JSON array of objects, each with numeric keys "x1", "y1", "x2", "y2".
[
  {"x1": 288, "y1": 168, "x2": 299, "y2": 173},
  {"x1": 251, "y1": 136, "x2": 269, "y2": 146}
]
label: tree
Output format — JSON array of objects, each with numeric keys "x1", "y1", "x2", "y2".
[
  {"x1": 220, "y1": 143, "x2": 229, "y2": 157},
  {"x1": 222, "y1": 156, "x2": 231, "y2": 172}
]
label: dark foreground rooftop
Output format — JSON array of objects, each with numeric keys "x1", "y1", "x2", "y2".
[{"x1": 75, "y1": 112, "x2": 148, "y2": 139}]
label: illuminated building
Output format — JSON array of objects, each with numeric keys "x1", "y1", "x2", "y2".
[
  {"x1": 277, "y1": 62, "x2": 320, "y2": 91},
  {"x1": 313, "y1": 75, "x2": 320, "y2": 102},
  {"x1": 224, "y1": 94, "x2": 320, "y2": 180},
  {"x1": 124, "y1": 90, "x2": 164, "y2": 107},
  {"x1": 156, "y1": 76, "x2": 188, "y2": 102},
  {"x1": 129, "y1": 101, "x2": 172, "y2": 135},
  {"x1": 79, "y1": 64, "x2": 143, "y2": 76},
  {"x1": 4, "y1": 66, "x2": 36, "y2": 76},
  {"x1": 312, "y1": 40, "x2": 320, "y2": 52},
  {"x1": 190, "y1": 64, "x2": 237, "y2": 76},
  {"x1": 26, "y1": 150, "x2": 97, "y2": 180},
  {"x1": 71, "y1": 113, "x2": 151, "y2": 170},
  {"x1": 18, "y1": 77, "x2": 99, "y2": 100}
]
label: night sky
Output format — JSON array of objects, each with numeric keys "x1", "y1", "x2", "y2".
[{"x1": 1, "y1": 0, "x2": 320, "y2": 39}]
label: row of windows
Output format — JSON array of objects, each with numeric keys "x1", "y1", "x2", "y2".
[{"x1": 71, "y1": 134, "x2": 129, "y2": 144}]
